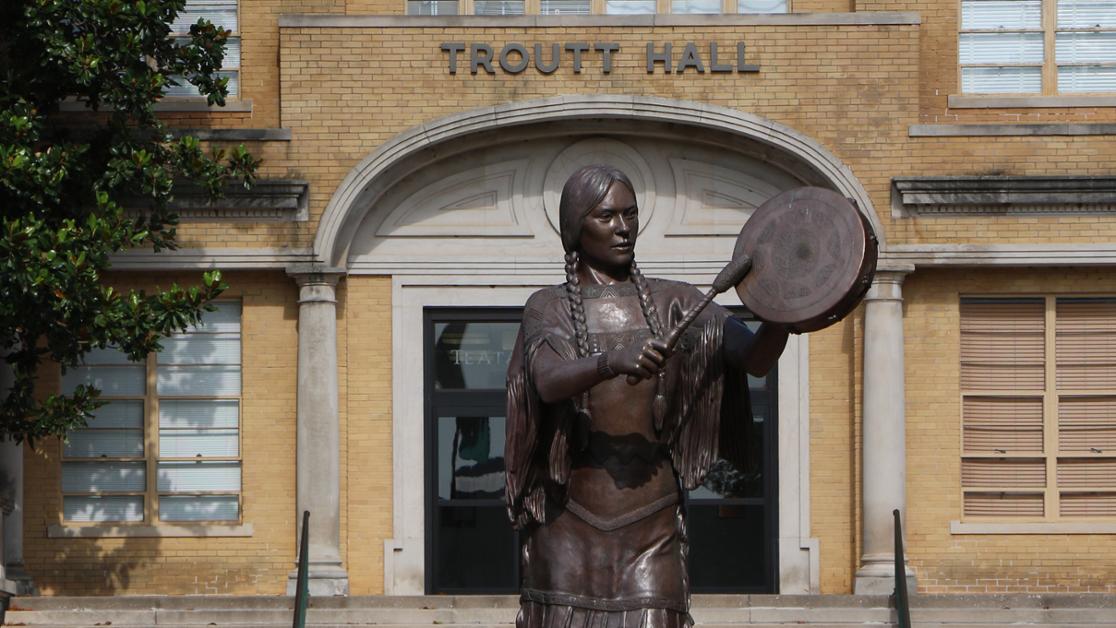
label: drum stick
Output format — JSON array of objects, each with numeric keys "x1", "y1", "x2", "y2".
[{"x1": 625, "y1": 254, "x2": 751, "y2": 385}]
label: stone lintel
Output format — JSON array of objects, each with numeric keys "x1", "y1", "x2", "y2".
[
  {"x1": 910, "y1": 123, "x2": 1116, "y2": 137},
  {"x1": 948, "y1": 94, "x2": 1116, "y2": 109},
  {"x1": 167, "y1": 128, "x2": 293, "y2": 142},
  {"x1": 279, "y1": 12, "x2": 921, "y2": 28}
]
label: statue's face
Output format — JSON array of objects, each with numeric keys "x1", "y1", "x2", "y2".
[{"x1": 578, "y1": 181, "x2": 638, "y2": 274}]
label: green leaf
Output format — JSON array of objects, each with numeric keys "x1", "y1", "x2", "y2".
[{"x1": 0, "y1": 0, "x2": 256, "y2": 444}]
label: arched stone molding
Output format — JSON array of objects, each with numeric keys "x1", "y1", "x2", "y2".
[{"x1": 314, "y1": 95, "x2": 885, "y2": 268}]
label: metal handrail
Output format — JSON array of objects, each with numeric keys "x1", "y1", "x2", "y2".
[
  {"x1": 293, "y1": 510, "x2": 310, "y2": 628},
  {"x1": 892, "y1": 508, "x2": 912, "y2": 628}
]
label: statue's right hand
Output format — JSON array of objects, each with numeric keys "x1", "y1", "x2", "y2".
[{"x1": 612, "y1": 337, "x2": 671, "y2": 383}]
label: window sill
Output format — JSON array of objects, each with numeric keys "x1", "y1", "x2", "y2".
[
  {"x1": 951, "y1": 520, "x2": 1116, "y2": 535},
  {"x1": 58, "y1": 99, "x2": 254, "y2": 113},
  {"x1": 48, "y1": 522, "x2": 253, "y2": 538},
  {"x1": 948, "y1": 94, "x2": 1116, "y2": 109}
]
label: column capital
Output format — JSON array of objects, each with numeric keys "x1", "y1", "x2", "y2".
[
  {"x1": 287, "y1": 263, "x2": 346, "y2": 287},
  {"x1": 287, "y1": 264, "x2": 346, "y2": 304},
  {"x1": 864, "y1": 266, "x2": 914, "y2": 303}
]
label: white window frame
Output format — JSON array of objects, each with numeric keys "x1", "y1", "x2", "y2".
[
  {"x1": 58, "y1": 301, "x2": 244, "y2": 528},
  {"x1": 165, "y1": 0, "x2": 242, "y2": 100},
  {"x1": 959, "y1": 0, "x2": 1116, "y2": 95}
]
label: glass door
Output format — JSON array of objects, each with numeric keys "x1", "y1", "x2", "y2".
[
  {"x1": 425, "y1": 309, "x2": 521, "y2": 593},
  {"x1": 686, "y1": 315, "x2": 778, "y2": 592},
  {"x1": 424, "y1": 308, "x2": 778, "y2": 593}
]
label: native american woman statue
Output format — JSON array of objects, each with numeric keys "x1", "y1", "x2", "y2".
[{"x1": 505, "y1": 165, "x2": 790, "y2": 628}]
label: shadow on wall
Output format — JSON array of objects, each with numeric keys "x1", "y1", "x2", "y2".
[{"x1": 33, "y1": 531, "x2": 152, "y2": 595}]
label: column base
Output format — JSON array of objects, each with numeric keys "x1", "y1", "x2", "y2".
[
  {"x1": 286, "y1": 562, "x2": 349, "y2": 596},
  {"x1": 1, "y1": 564, "x2": 35, "y2": 595},
  {"x1": 854, "y1": 559, "x2": 916, "y2": 595}
]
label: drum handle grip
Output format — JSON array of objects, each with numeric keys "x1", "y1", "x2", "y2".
[{"x1": 625, "y1": 255, "x2": 751, "y2": 385}]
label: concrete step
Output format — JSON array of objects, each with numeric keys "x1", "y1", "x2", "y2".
[{"x1": 5, "y1": 594, "x2": 1116, "y2": 627}]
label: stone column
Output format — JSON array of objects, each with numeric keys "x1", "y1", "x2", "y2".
[
  {"x1": 854, "y1": 268, "x2": 915, "y2": 594},
  {"x1": 1, "y1": 438, "x2": 32, "y2": 594},
  {"x1": 286, "y1": 266, "x2": 349, "y2": 596},
  {"x1": 1, "y1": 354, "x2": 31, "y2": 595}
]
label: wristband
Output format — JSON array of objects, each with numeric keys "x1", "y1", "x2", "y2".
[{"x1": 597, "y1": 352, "x2": 616, "y2": 378}]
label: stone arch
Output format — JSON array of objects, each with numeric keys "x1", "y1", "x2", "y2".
[
  {"x1": 321, "y1": 95, "x2": 876, "y2": 596},
  {"x1": 313, "y1": 95, "x2": 883, "y2": 268}
]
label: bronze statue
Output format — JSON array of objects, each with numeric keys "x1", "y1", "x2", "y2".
[{"x1": 505, "y1": 165, "x2": 789, "y2": 628}]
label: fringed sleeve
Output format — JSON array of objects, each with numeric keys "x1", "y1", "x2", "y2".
[
  {"x1": 505, "y1": 327, "x2": 544, "y2": 528},
  {"x1": 661, "y1": 284, "x2": 754, "y2": 491},
  {"x1": 505, "y1": 288, "x2": 578, "y2": 529}
]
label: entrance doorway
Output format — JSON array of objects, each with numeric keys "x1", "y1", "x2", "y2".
[{"x1": 423, "y1": 307, "x2": 779, "y2": 594}]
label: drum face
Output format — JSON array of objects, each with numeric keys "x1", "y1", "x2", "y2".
[{"x1": 733, "y1": 187, "x2": 878, "y2": 332}]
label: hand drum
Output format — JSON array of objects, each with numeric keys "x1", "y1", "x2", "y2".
[{"x1": 733, "y1": 187, "x2": 878, "y2": 333}]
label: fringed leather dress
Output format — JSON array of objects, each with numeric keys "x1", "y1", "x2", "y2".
[{"x1": 506, "y1": 279, "x2": 754, "y2": 628}]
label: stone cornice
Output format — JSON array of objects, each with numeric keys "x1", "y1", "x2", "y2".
[
  {"x1": 892, "y1": 176, "x2": 1116, "y2": 217},
  {"x1": 109, "y1": 248, "x2": 317, "y2": 270},
  {"x1": 126, "y1": 179, "x2": 309, "y2": 222}
]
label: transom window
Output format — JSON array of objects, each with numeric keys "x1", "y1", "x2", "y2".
[
  {"x1": 166, "y1": 0, "x2": 240, "y2": 98},
  {"x1": 960, "y1": 297, "x2": 1116, "y2": 520},
  {"x1": 959, "y1": 0, "x2": 1116, "y2": 94},
  {"x1": 61, "y1": 302, "x2": 243, "y2": 524},
  {"x1": 406, "y1": 0, "x2": 788, "y2": 16}
]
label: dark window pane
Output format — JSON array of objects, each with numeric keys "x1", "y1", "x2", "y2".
[
  {"x1": 438, "y1": 415, "x2": 506, "y2": 500},
  {"x1": 433, "y1": 322, "x2": 519, "y2": 389},
  {"x1": 435, "y1": 505, "x2": 518, "y2": 591},
  {"x1": 687, "y1": 504, "x2": 767, "y2": 590}
]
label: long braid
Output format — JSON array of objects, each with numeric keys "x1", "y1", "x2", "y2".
[
  {"x1": 630, "y1": 261, "x2": 663, "y2": 339},
  {"x1": 560, "y1": 251, "x2": 590, "y2": 465},
  {"x1": 631, "y1": 260, "x2": 669, "y2": 431},
  {"x1": 564, "y1": 251, "x2": 591, "y2": 359}
]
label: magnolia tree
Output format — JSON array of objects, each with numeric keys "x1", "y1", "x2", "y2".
[{"x1": 0, "y1": 0, "x2": 258, "y2": 444}]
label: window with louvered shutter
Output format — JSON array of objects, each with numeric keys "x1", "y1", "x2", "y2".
[
  {"x1": 1055, "y1": 298, "x2": 1116, "y2": 516},
  {"x1": 960, "y1": 298, "x2": 1047, "y2": 518},
  {"x1": 59, "y1": 302, "x2": 242, "y2": 525},
  {"x1": 166, "y1": 0, "x2": 240, "y2": 99},
  {"x1": 959, "y1": 0, "x2": 1116, "y2": 94},
  {"x1": 960, "y1": 296, "x2": 1116, "y2": 521}
]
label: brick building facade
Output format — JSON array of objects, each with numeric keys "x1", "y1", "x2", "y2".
[{"x1": 3, "y1": 0, "x2": 1116, "y2": 598}]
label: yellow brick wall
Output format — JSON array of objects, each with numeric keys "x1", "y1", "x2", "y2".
[
  {"x1": 269, "y1": 21, "x2": 1115, "y2": 254},
  {"x1": 164, "y1": 11, "x2": 1116, "y2": 252},
  {"x1": 809, "y1": 312, "x2": 862, "y2": 593},
  {"x1": 346, "y1": 0, "x2": 404, "y2": 13},
  {"x1": 795, "y1": 0, "x2": 854, "y2": 11},
  {"x1": 274, "y1": 22, "x2": 919, "y2": 249},
  {"x1": 339, "y1": 276, "x2": 395, "y2": 594},
  {"x1": 904, "y1": 268, "x2": 1116, "y2": 593},
  {"x1": 22, "y1": 272, "x2": 299, "y2": 595}
]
